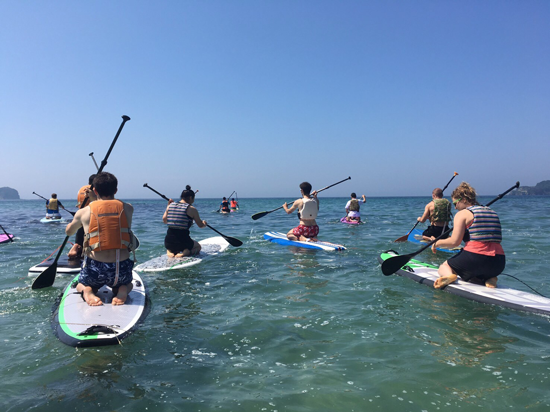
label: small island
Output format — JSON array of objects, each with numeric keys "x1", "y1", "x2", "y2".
[
  {"x1": 513, "y1": 180, "x2": 550, "y2": 196},
  {"x1": 0, "y1": 187, "x2": 20, "y2": 200}
]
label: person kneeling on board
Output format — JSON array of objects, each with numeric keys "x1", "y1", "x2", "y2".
[
  {"x1": 283, "y1": 182, "x2": 319, "y2": 242},
  {"x1": 68, "y1": 174, "x2": 97, "y2": 260},
  {"x1": 431, "y1": 182, "x2": 505, "y2": 289},
  {"x1": 417, "y1": 188, "x2": 452, "y2": 241},
  {"x1": 345, "y1": 193, "x2": 366, "y2": 222},
  {"x1": 220, "y1": 197, "x2": 231, "y2": 213},
  {"x1": 65, "y1": 172, "x2": 137, "y2": 306},
  {"x1": 163, "y1": 185, "x2": 207, "y2": 258},
  {"x1": 45, "y1": 193, "x2": 64, "y2": 219}
]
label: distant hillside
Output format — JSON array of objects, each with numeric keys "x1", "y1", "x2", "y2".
[
  {"x1": 513, "y1": 180, "x2": 550, "y2": 196},
  {"x1": 0, "y1": 187, "x2": 20, "y2": 200}
]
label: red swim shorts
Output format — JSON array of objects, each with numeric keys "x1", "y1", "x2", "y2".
[{"x1": 292, "y1": 225, "x2": 319, "y2": 238}]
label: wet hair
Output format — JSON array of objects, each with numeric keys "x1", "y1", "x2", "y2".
[
  {"x1": 223, "y1": 197, "x2": 227, "y2": 200},
  {"x1": 351, "y1": 192, "x2": 357, "y2": 198},
  {"x1": 300, "y1": 182, "x2": 312, "y2": 196},
  {"x1": 51, "y1": 193, "x2": 57, "y2": 198},
  {"x1": 432, "y1": 188, "x2": 443, "y2": 198},
  {"x1": 180, "y1": 185, "x2": 195, "y2": 202},
  {"x1": 231, "y1": 198, "x2": 235, "y2": 201},
  {"x1": 92, "y1": 172, "x2": 118, "y2": 197},
  {"x1": 88, "y1": 174, "x2": 97, "y2": 185},
  {"x1": 451, "y1": 182, "x2": 478, "y2": 205}
]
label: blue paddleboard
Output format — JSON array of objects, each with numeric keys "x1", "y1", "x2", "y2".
[{"x1": 408, "y1": 228, "x2": 461, "y2": 253}]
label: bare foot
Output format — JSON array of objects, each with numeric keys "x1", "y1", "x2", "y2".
[
  {"x1": 485, "y1": 277, "x2": 498, "y2": 288},
  {"x1": 112, "y1": 284, "x2": 133, "y2": 305},
  {"x1": 167, "y1": 251, "x2": 176, "y2": 258},
  {"x1": 434, "y1": 275, "x2": 457, "y2": 289},
  {"x1": 83, "y1": 290, "x2": 103, "y2": 306}
]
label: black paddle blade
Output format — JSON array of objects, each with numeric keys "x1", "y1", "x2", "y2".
[
  {"x1": 31, "y1": 263, "x2": 58, "y2": 289},
  {"x1": 381, "y1": 254, "x2": 413, "y2": 276},
  {"x1": 251, "y1": 211, "x2": 269, "y2": 220},
  {"x1": 226, "y1": 237, "x2": 243, "y2": 247}
]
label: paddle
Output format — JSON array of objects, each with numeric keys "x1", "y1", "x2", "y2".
[
  {"x1": 251, "y1": 176, "x2": 352, "y2": 221},
  {"x1": 32, "y1": 115, "x2": 130, "y2": 290},
  {"x1": 0, "y1": 224, "x2": 14, "y2": 242},
  {"x1": 143, "y1": 184, "x2": 243, "y2": 247},
  {"x1": 382, "y1": 181, "x2": 520, "y2": 276},
  {"x1": 32, "y1": 192, "x2": 76, "y2": 216},
  {"x1": 394, "y1": 172, "x2": 459, "y2": 242},
  {"x1": 89, "y1": 152, "x2": 99, "y2": 171}
]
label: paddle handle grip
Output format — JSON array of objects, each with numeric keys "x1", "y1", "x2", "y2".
[{"x1": 441, "y1": 172, "x2": 458, "y2": 193}]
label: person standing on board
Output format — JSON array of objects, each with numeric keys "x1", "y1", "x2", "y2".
[
  {"x1": 417, "y1": 188, "x2": 452, "y2": 241},
  {"x1": 65, "y1": 172, "x2": 136, "y2": 306},
  {"x1": 220, "y1": 197, "x2": 231, "y2": 213},
  {"x1": 431, "y1": 182, "x2": 505, "y2": 289},
  {"x1": 283, "y1": 182, "x2": 319, "y2": 241},
  {"x1": 230, "y1": 197, "x2": 238, "y2": 211},
  {"x1": 163, "y1": 185, "x2": 207, "y2": 258},
  {"x1": 45, "y1": 193, "x2": 65, "y2": 219},
  {"x1": 344, "y1": 193, "x2": 366, "y2": 222},
  {"x1": 68, "y1": 174, "x2": 97, "y2": 259}
]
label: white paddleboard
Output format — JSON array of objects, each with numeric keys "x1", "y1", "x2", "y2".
[
  {"x1": 51, "y1": 271, "x2": 149, "y2": 347},
  {"x1": 264, "y1": 231, "x2": 346, "y2": 251},
  {"x1": 135, "y1": 236, "x2": 230, "y2": 272},
  {"x1": 40, "y1": 217, "x2": 65, "y2": 223}
]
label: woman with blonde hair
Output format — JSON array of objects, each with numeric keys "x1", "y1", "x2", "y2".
[{"x1": 431, "y1": 182, "x2": 505, "y2": 289}]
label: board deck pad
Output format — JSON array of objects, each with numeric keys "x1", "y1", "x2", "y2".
[
  {"x1": 378, "y1": 250, "x2": 550, "y2": 316},
  {"x1": 51, "y1": 271, "x2": 149, "y2": 347},
  {"x1": 408, "y1": 228, "x2": 461, "y2": 253},
  {"x1": 264, "y1": 231, "x2": 346, "y2": 251},
  {"x1": 135, "y1": 236, "x2": 230, "y2": 272}
]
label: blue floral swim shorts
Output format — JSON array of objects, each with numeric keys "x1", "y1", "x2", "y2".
[{"x1": 79, "y1": 256, "x2": 134, "y2": 289}]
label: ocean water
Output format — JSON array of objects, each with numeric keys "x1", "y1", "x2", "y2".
[{"x1": 1, "y1": 196, "x2": 549, "y2": 411}]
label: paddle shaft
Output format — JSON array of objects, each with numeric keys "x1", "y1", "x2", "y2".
[
  {"x1": 0, "y1": 224, "x2": 14, "y2": 242},
  {"x1": 89, "y1": 152, "x2": 99, "y2": 171},
  {"x1": 32, "y1": 115, "x2": 130, "y2": 289}
]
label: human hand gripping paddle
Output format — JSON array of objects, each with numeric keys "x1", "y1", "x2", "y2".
[
  {"x1": 394, "y1": 172, "x2": 459, "y2": 242},
  {"x1": 31, "y1": 115, "x2": 131, "y2": 290},
  {"x1": 143, "y1": 183, "x2": 242, "y2": 247},
  {"x1": 32, "y1": 192, "x2": 76, "y2": 216},
  {"x1": 382, "y1": 181, "x2": 520, "y2": 276},
  {"x1": 251, "y1": 177, "x2": 352, "y2": 220}
]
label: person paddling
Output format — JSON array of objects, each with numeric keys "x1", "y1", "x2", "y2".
[
  {"x1": 65, "y1": 172, "x2": 136, "y2": 306},
  {"x1": 431, "y1": 182, "x2": 505, "y2": 289},
  {"x1": 45, "y1": 194, "x2": 64, "y2": 219},
  {"x1": 283, "y1": 182, "x2": 319, "y2": 242},
  {"x1": 230, "y1": 197, "x2": 238, "y2": 211},
  {"x1": 417, "y1": 188, "x2": 452, "y2": 241},
  {"x1": 220, "y1": 197, "x2": 231, "y2": 213},
  {"x1": 163, "y1": 185, "x2": 207, "y2": 258},
  {"x1": 344, "y1": 193, "x2": 366, "y2": 222}
]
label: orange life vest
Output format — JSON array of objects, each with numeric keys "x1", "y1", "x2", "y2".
[
  {"x1": 230, "y1": 200, "x2": 237, "y2": 208},
  {"x1": 77, "y1": 185, "x2": 91, "y2": 207},
  {"x1": 84, "y1": 200, "x2": 132, "y2": 252}
]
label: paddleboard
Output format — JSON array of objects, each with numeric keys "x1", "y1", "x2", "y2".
[
  {"x1": 408, "y1": 228, "x2": 461, "y2": 253},
  {"x1": 28, "y1": 255, "x2": 82, "y2": 275},
  {"x1": 51, "y1": 271, "x2": 149, "y2": 347},
  {"x1": 135, "y1": 236, "x2": 230, "y2": 272},
  {"x1": 40, "y1": 217, "x2": 64, "y2": 223},
  {"x1": 378, "y1": 250, "x2": 550, "y2": 316},
  {"x1": 264, "y1": 231, "x2": 346, "y2": 251},
  {"x1": 340, "y1": 217, "x2": 363, "y2": 225},
  {"x1": 0, "y1": 233, "x2": 14, "y2": 244}
]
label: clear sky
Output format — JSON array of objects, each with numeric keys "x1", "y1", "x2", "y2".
[{"x1": 1, "y1": 1, "x2": 549, "y2": 200}]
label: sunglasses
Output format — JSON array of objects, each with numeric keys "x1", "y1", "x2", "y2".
[{"x1": 453, "y1": 198, "x2": 461, "y2": 206}]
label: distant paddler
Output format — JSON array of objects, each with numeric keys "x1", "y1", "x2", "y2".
[
  {"x1": 283, "y1": 181, "x2": 319, "y2": 242},
  {"x1": 45, "y1": 193, "x2": 65, "y2": 219},
  {"x1": 417, "y1": 188, "x2": 452, "y2": 241},
  {"x1": 344, "y1": 193, "x2": 366, "y2": 222}
]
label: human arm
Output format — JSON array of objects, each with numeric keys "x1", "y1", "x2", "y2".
[
  {"x1": 361, "y1": 195, "x2": 366, "y2": 203},
  {"x1": 162, "y1": 199, "x2": 174, "y2": 223},
  {"x1": 283, "y1": 198, "x2": 301, "y2": 214},
  {"x1": 417, "y1": 203, "x2": 431, "y2": 223},
  {"x1": 65, "y1": 209, "x2": 85, "y2": 236},
  {"x1": 431, "y1": 210, "x2": 470, "y2": 252},
  {"x1": 187, "y1": 206, "x2": 207, "y2": 228}
]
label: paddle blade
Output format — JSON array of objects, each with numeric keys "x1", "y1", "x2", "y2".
[
  {"x1": 394, "y1": 234, "x2": 409, "y2": 243},
  {"x1": 251, "y1": 211, "x2": 269, "y2": 220},
  {"x1": 31, "y1": 263, "x2": 58, "y2": 289},
  {"x1": 381, "y1": 254, "x2": 413, "y2": 276},
  {"x1": 226, "y1": 237, "x2": 243, "y2": 247}
]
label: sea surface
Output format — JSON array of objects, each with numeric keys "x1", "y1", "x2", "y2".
[{"x1": 1, "y1": 196, "x2": 549, "y2": 412}]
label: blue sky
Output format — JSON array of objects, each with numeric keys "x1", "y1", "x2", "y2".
[{"x1": 1, "y1": 1, "x2": 549, "y2": 200}]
